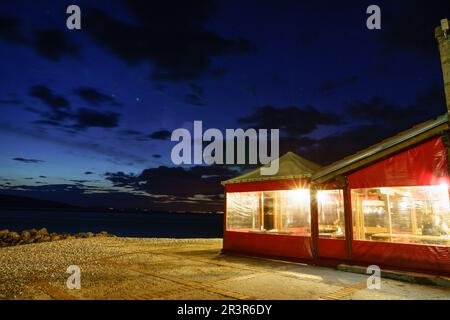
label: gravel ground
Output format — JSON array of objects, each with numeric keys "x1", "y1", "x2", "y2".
[
  {"x1": 0, "y1": 237, "x2": 222, "y2": 299},
  {"x1": 0, "y1": 237, "x2": 449, "y2": 300}
]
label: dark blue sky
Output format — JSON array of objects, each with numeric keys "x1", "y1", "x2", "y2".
[{"x1": 0, "y1": 0, "x2": 449, "y2": 211}]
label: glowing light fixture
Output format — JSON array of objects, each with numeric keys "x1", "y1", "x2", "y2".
[{"x1": 287, "y1": 189, "x2": 310, "y2": 205}]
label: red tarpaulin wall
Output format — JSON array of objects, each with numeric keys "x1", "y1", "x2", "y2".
[
  {"x1": 223, "y1": 231, "x2": 313, "y2": 260},
  {"x1": 352, "y1": 241, "x2": 450, "y2": 274},
  {"x1": 347, "y1": 136, "x2": 450, "y2": 274},
  {"x1": 317, "y1": 239, "x2": 348, "y2": 260},
  {"x1": 224, "y1": 179, "x2": 314, "y2": 261},
  {"x1": 348, "y1": 136, "x2": 449, "y2": 188}
]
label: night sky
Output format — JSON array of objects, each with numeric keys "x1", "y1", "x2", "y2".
[{"x1": 0, "y1": 0, "x2": 449, "y2": 212}]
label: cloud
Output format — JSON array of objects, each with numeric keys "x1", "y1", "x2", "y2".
[
  {"x1": 119, "y1": 129, "x2": 143, "y2": 136},
  {"x1": 0, "y1": 99, "x2": 21, "y2": 105},
  {"x1": 0, "y1": 183, "x2": 224, "y2": 212},
  {"x1": 149, "y1": 129, "x2": 171, "y2": 140},
  {"x1": 0, "y1": 16, "x2": 80, "y2": 60},
  {"x1": 28, "y1": 85, "x2": 122, "y2": 130},
  {"x1": 204, "y1": 105, "x2": 343, "y2": 165},
  {"x1": 74, "y1": 87, "x2": 121, "y2": 107},
  {"x1": 184, "y1": 93, "x2": 205, "y2": 106},
  {"x1": 106, "y1": 165, "x2": 236, "y2": 197},
  {"x1": 68, "y1": 179, "x2": 91, "y2": 184},
  {"x1": 345, "y1": 84, "x2": 445, "y2": 128},
  {"x1": 188, "y1": 83, "x2": 204, "y2": 96},
  {"x1": 301, "y1": 84, "x2": 447, "y2": 165},
  {"x1": 379, "y1": 0, "x2": 450, "y2": 57},
  {"x1": 0, "y1": 16, "x2": 27, "y2": 44},
  {"x1": 239, "y1": 105, "x2": 342, "y2": 137},
  {"x1": 32, "y1": 119, "x2": 64, "y2": 126},
  {"x1": 320, "y1": 75, "x2": 359, "y2": 93},
  {"x1": 31, "y1": 106, "x2": 121, "y2": 130},
  {"x1": 414, "y1": 83, "x2": 446, "y2": 110},
  {"x1": 84, "y1": 0, "x2": 255, "y2": 82},
  {"x1": 183, "y1": 83, "x2": 205, "y2": 106},
  {"x1": 232, "y1": 85, "x2": 447, "y2": 166},
  {"x1": 301, "y1": 124, "x2": 397, "y2": 165},
  {"x1": 12, "y1": 157, "x2": 44, "y2": 164},
  {"x1": 32, "y1": 29, "x2": 79, "y2": 61},
  {"x1": 104, "y1": 172, "x2": 137, "y2": 188},
  {"x1": 346, "y1": 97, "x2": 402, "y2": 124},
  {"x1": 278, "y1": 136, "x2": 315, "y2": 155},
  {"x1": 72, "y1": 108, "x2": 121, "y2": 129},
  {"x1": 117, "y1": 129, "x2": 154, "y2": 141},
  {"x1": 29, "y1": 85, "x2": 69, "y2": 110},
  {"x1": 298, "y1": 29, "x2": 320, "y2": 48},
  {"x1": 1, "y1": 122, "x2": 149, "y2": 167}
]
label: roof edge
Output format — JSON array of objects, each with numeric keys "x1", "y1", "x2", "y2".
[
  {"x1": 312, "y1": 114, "x2": 449, "y2": 181},
  {"x1": 221, "y1": 152, "x2": 321, "y2": 186},
  {"x1": 221, "y1": 173, "x2": 313, "y2": 186}
]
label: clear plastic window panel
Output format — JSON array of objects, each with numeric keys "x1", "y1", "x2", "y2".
[
  {"x1": 318, "y1": 190, "x2": 346, "y2": 239},
  {"x1": 226, "y1": 189, "x2": 311, "y2": 235},
  {"x1": 276, "y1": 189, "x2": 311, "y2": 236},
  {"x1": 226, "y1": 192, "x2": 260, "y2": 231},
  {"x1": 352, "y1": 185, "x2": 450, "y2": 246}
]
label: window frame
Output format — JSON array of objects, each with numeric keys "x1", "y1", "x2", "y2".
[
  {"x1": 226, "y1": 189, "x2": 312, "y2": 236},
  {"x1": 350, "y1": 185, "x2": 450, "y2": 246}
]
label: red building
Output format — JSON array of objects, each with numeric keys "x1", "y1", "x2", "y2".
[{"x1": 222, "y1": 115, "x2": 450, "y2": 275}]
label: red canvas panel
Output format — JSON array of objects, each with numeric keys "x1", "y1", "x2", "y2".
[
  {"x1": 317, "y1": 238, "x2": 348, "y2": 260},
  {"x1": 352, "y1": 240, "x2": 450, "y2": 274},
  {"x1": 225, "y1": 178, "x2": 311, "y2": 193},
  {"x1": 348, "y1": 137, "x2": 449, "y2": 189},
  {"x1": 223, "y1": 231, "x2": 313, "y2": 260}
]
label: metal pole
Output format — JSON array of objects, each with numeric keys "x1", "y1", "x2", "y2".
[
  {"x1": 435, "y1": 20, "x2": 450, "y2": 118},
  {"x1": 310, "y1": 186, "x2": 319, "y2": 260},
  {"x1": 435, "y1": 19, "x2": 450, "y2": 210}
]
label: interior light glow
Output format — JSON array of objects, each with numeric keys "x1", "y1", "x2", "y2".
[
  {"x1": 317, "y1": 191, "x2": 330, "y2": 204},
  {"x1": 287, "y1": 189, "x2": 310, "y2": 205}
]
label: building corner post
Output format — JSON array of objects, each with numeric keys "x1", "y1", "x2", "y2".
[
  {"x1": 340, "y1": 176, "x2": 353, "y2": 262},
  {"x1": 310, "y1": 186, "x2": 319, "y2": 260},
  {"x1": 436, "y1": 20, "x2": 450, "y2": 178},
  {"x1": 436, "y1": 20, "x2": 450, "y2": 118}
]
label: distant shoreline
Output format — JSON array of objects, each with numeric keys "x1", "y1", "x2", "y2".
[
  {"x1": 0, "y1": 206, "x2": 223, "y2": 216},
  {"x1": 0, "y1": 209, "x2": 224, "y2": 238},
  {"x1": 0, "y1": 194, "x2": 223, "y2": 215}
]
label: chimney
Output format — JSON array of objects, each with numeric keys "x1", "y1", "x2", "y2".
[{"x1": 436, "y1": 19, "x2": 450, "y2": 118}]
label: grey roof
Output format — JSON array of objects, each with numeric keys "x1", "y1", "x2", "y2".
[{"x1": 222, "y1": 152, "x2": 322, "y2": 185}]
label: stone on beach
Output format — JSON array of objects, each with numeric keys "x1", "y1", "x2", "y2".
[{"x1": 0, "y1": 228, "x2": 115, "y2": 248}]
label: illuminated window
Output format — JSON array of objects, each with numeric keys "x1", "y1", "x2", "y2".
[
  {"x1": 226, "y1": 192, "x2": 260, "y2": 231},
  {"x1": 352, "y1": 185, "x2": 450, "y2": 246},
  {"x1": 318, "y1": 190, "x2": 345, "y2": 239},
  {"x1": 264, "y1": 190, "x2": 311, "y2": 235},
  {"x1": 226, "y1": 189, "x2": 311, "y2": 235}
]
